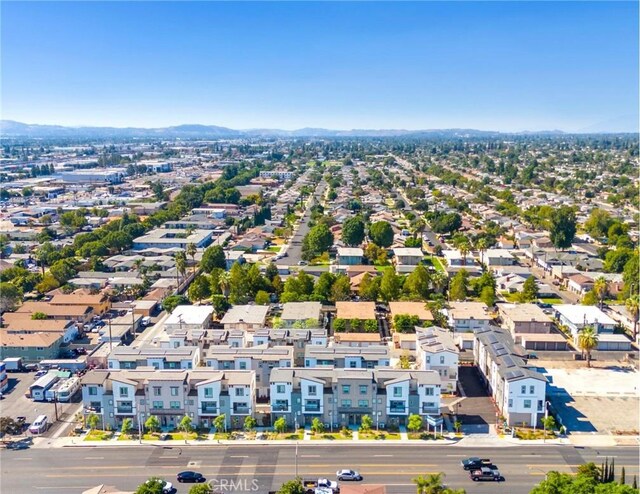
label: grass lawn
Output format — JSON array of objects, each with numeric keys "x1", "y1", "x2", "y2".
[
  {"x1": 267, "y1": 432, "x2": 303, "y2": 440},
  {"x1": 117, "y1": 433, "x2": 138, "y2": 441},
  {"x1": 501, "y1": 292, "x2": 520, "y2": 302},
  {"x1": 358, "y1": 431, "x2": 401, "y2": 440},
  {"x1": 311, "y1": 432, "x2": 354, "y2": 440},
  {"x1": 84, "y1": 430, "x2": 113, "y2": 441},
  {"x1": 430, "y1": 257, "x2": 446, "y2": 273},
  {"x1": 538, "y1": 297, "x2": 563, "y2": 304},
  {"x1": 408, "y1": 432, "x2": 444, "y2": 440},
  {"x1": 168, "y1": 432, "x2": 206, "y2": 441},
  {"x1": 514, "y1": 428, "x2": 555, "y2": 440},
  {"x1": 268, "y1": 246, "x2": 281, "y2": 252}
]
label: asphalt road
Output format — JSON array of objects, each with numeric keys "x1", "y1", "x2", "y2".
[
  {"x1": 278, "y1": 181, "x2": 327, "y2": 268},
  {"x1": 2, "y1": 444, "x2": 637, "y2": 494}
]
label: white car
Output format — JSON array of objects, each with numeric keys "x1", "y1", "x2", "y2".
[
  {"x1": 336, "y1": 470, "x2": 362, "y2": 481},
  {"x1": 146, "y1": 479, "x2": 173, "y2": 493}
]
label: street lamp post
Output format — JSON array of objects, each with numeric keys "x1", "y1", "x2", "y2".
[{"x1": 294, "y1": 441, "x2": 299, "y2": 478}]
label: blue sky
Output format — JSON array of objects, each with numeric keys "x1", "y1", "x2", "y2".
[{"x1": 2, "y1": 2, "x2": 638, "y2": 132}]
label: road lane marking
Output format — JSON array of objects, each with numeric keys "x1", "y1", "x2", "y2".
[
  {"x1": 374, "y1": 455, "x2": 393, "y2": 457},
  {"x1": 84, "y1": 456, "x2": 104, "y2": 460},
  {"x1": 229, "y1": 455, "x2": 249, "y2": 458},
  {"x1": 12, "y1": 457, "x2": 32, "y2": 461},
  {"x1": 301, "y1": 455, "x2": 320, "y2": 458}
]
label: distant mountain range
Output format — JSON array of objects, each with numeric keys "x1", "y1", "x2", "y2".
[{"x1": 0, "y1": 119, "x2": 630, "y2": 139}]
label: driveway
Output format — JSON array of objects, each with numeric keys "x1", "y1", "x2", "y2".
[{"x1": 456, "y1": 366, "x2": 500, "y2": 434}]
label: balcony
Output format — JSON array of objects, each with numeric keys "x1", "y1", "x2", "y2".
[
  {"x1": 232, "y1": 406, "x2": 250, "y2": 415},
  {"x1": 200, "y1": 406, "x2": 218, "y2": 415},
  {"x1": 303, "y1": 400, "x2": 321, "y2": 413},
  {"x1": 388, "y1": 400, "x2": 407, "y2": 414},
  {"x1": 272, "y1": 402, "x2": 290, "y2": 412},
  {"x1": 115, "y1": 402, "x2": 134, "y2": 415}
]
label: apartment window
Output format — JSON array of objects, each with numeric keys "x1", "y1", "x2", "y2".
[
  {"x1": 508, "y1": 399, "x2": 513, "y2": 408},
  {"x1": 119, "y1": 387, "x2": 128, "y2": 398},
  {"x1": 276, "y1": 385, "x2": 285, "y2": 394},
  {"x1": 235, "y1": 388, "x2": 244, "y2": 397},
  {"x1": 239, "y1": 362, "x2": 247, "y2": 370},
  {"x1": 170, "y1": 387, "x2": 179, "y2": 396},
  {"x1": 153, "y1": 386, "x2": 161, "y2": 396},
  {"x1": 425, "y1": 356, "x2": 431, "y2": 364},
  {"x1": 425, "y1": 387, "x2": 434, "y2": 396},
  {"x1": 523, "y1": 400, "x2": 532, "y2": 409},
  {"x1": 342, "y1": 385, "x2": 351, "y2": 394},
  {"x1": 521, "y1": 385, "x2": 526, "y2": 394},
  {"x1": 349, "y1": 361, "x2": 357, "y2": 368},
  {"x1": 152, "y1": 401, "x2": 163, "y2": 409},
  {"x1": 341, "y1": 400, "x2": 352, "y2": 407},
  {"x1": 358, "y1": 400, "x2": 369, "y2": 408},
  {"x1": 439, "y1": 356, "x2": 445, "y2": 364},
  {"x1": 170, "y1": 401, "x2": 180, "y2": 409},
  {"x1": 36, "y1": 347, "x2": 44, "y2": 351},
  {"x1": 393, "y1": 387, "x2": 402, "y2": 397},
  {"x1": 537, "y1": 400, "x2": 544, "y2": 411},
  {"x1": 88, "y1": 387, "x2": 97, "y2": 396},
  {"x1": 308, "y1": 385, "x2": 317, "y2": 396},
  {"x1": 204, "y1": 388, "x2": 214, "y2": 398},
  {"x1": 529, "y1": 385, "x2": 535, "y2": 394},
  {"x1": 359, "y1": 385, "x2": 368, "y2": 395}
]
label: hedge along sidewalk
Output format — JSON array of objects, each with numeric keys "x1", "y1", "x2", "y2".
[{"x1": 42, "y1": 435, "x2": 459, "y2": 449}]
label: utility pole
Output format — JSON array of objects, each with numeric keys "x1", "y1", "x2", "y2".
[
  {"x1": 108, "y1": 318, "x2": 113, "y2": 352},
  {"x1": 294, "y1": 441, "x2": 299, "y2": 478}
]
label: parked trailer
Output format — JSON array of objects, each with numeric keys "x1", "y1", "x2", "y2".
[
  {"x1": 56, "y1": 377, "x2": 80, "y2": 402},
  {"x1": 45, "y1": 380, "x2": 65, "y2": 402},
  {"x1": 3, "y1": 357, "x2": 23, "y2": 372},
  {"x1": 29, "y1": 372, "x2": 59, "y2": 402},
  {"x1": 38, "y1": 359, "x2": 87, "y2": 372}
]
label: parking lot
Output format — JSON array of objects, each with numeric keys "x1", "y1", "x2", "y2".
[
  {"x1": 456, "y1": 366, "x2": 499, "y2": 434},
  {"x1": 543, "y1": 365, "x2": 640, "y2": 433},
  {"x1": 0, "y1": 371, "x2": 81, "y2": 436}
]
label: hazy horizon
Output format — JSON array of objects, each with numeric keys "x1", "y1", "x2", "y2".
[{"x1": 2, "y1": 2, "x2": 638, "y2": 133}]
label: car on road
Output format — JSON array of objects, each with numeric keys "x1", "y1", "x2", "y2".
[
  {"x1": 461, "y1": 457, "x2": 493, "y2": 471},
  {"x1": 470, "y1": 467, "x2": 504, "y2": 482},
  {"x1": 298, "y1": 260, "x2": 308, "y2": 266},
  {"x1": 177, "y1": 471, "x2": 206, "y2": 483},
  {"x1": 336, "y1": 470, "x2": 362, "y2": 481},
  {"x1": 147, "y1": 479, "x2": 174, "y2": 493}
]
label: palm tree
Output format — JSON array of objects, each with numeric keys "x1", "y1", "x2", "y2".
[
  {"x1": 453, "y1": 234, "x2": 470, "y2": 266},
  {"x1": 413, "y1": 475, "x2": 429, "y2": 494},
  {"x1": 475, "y1": 237, "x2": 490, "y2": 271},
  {"x1": 186, "y1": 243, "x2": 197, "y2": 275},
  {"x1": 423, "y1": 473, "x2": 446, "y2": 494},
  {"x1": 133, "y1": 258, "x2": 143, "y2": 274},
  {"x1": 218, "y1": 271, "x2": 231, "y2": 299},
  {"x1": 430, "y1": 271, "x2": 449, "y2": 295},
  {"x1": 593, "y1": 276, "x2": 608, "y2": 310},
  {"x1": 577, "y1": 326, "x2": 599, "y2": 368},
  {"x1": 175, "y1": 251, "x2": 187, "y2": 287},
  {"x1": 625, "y1": 295, "x2": 639, "y2": 341}
]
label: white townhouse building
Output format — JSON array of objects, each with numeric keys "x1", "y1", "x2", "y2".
[{"x1": 415, "y1": 326, "x2": 459, "y2": 393}]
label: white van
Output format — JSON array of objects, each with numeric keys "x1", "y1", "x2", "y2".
[
  {"x1": 29, "y1": 415, "x2": 48, "y2": 434},
  {"x1": 142, "y1": 316, "x2": 152, "y2": 326}
]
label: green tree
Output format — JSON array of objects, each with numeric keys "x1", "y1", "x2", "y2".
[
  {"x1": 175, "y1": 251, "x2": 187, "y2": 284},
  {"x1": 255, "y1": 290, "x2": 271, "y2": 305},
  {"x1": 380, "y1": 268, "x2": 402, "y2": 301},
  {"x1": 360, "y1": 414, "x2": 373, "y2": 433},
  {"x1": 200, "y1": 245, "x2": 226, "y2": 272},
  {"x1": 213, "y1": 414, "x2": 226, "y2": 432},
  {"x1": 541, "y1": 416, "x2": 556, "y2": 433},
  {"x1": 144, "y1": 415, "x2": 160, "y2": 434},
  {"x1": 369, "y1": 221, "x2": 394, "y2": 248},
  {"x1": 86, "y1": 413, "x2": 100, "y2": 430},
  {"x1": 333, "y1": 318, "x2": 347, "y2": 332},
  {"x1": 313, "y1": 272, "x2": 336, "y2": 302},
  {"x1": 480, "y1": 285, "x2": 496, "y2": 307},
  {"x1": 273, "y1": 416, "x2": 287, "y2": 434},
  {"x1": 330, "y1": 274, "x2": 352, "y2": 302},
  {"x1": 549, "y1": 206, "x2": 577, "y2": 250},
  {"x1": 187, "y1": 275, "x2": 211, "y2": 303},
  {"x1": 188, "y1": 484, "x2": 213, "y2": 494},
  {"x1": 179, "y1": 415, "x2": 194, "y2": 436},
  {"x1": 276, "y1": 478, "x2": 305, "y2": 494},
  {"x1": 623, "y1": 252, "x2": 639, "y2": 297},
  {"x1": 0, "y1": 282, "x2": 22, "y2": 312},
  {"x1": 162, "y1": 294, "x2": 190, "y2": 313},
  {"x1": 593, "y1": 276, "x2": 609, "y2": 309},
  {"x1": 228, "y1": 262, "x2": 250, "y2": 304},
  {"x1": 578, "y1": 326, "x2": 599, "y2": 368},
  {"x1": 244, "y1": 416, "x2": 257, "y2": 432},
  {"x1": 364, "y1": 319, "x2": 378, "y2": 332},
  {"x1": 302, "y1": 223, "x2": 334, "y2": 261},
  {"x1": 584, "y1": 209, "x2": 614, "y2": 239},
  {"x1": 186, "y1": 243, "x2": 198, "y2": 274},
  {"x1": 135, "y1": 478, "x2": 166, "y2": 494},
  {"x1": 521, "y1": 276, "x2": 539, "y2": 302},
  {"x1": 49, "y1": 258, "x2": 78, "y2": 285},
  {"x1": 310, "y1": 417, "x2": 325, "y2": 434},
  {"x1": 394, "y1": 314, "x2": 421, "y2": 333},
  {"x1": 359, "y1": 273, "x2": 380, "y2": 301},
  {"x1": 404, "y1": 265, "x2": 431, "y2": 300},
  {"x1": 625, "y1": 296, "x2": 639, "y2": 340},
  {"x1": 604, "y1": 248, "x2": 632, "y2": 274},
  {"x1": 449, "y1": 270, "x2": 469, "y2": 301},
  {"x1": 121, "y1": 418, "x2": 132, "y2": 436},
  {"x1": 407, "y1": 414, "x2": 423, "y2": 433},
  {"x1": 342, "y1": 216, "x2": 366, "y2": 246}
]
